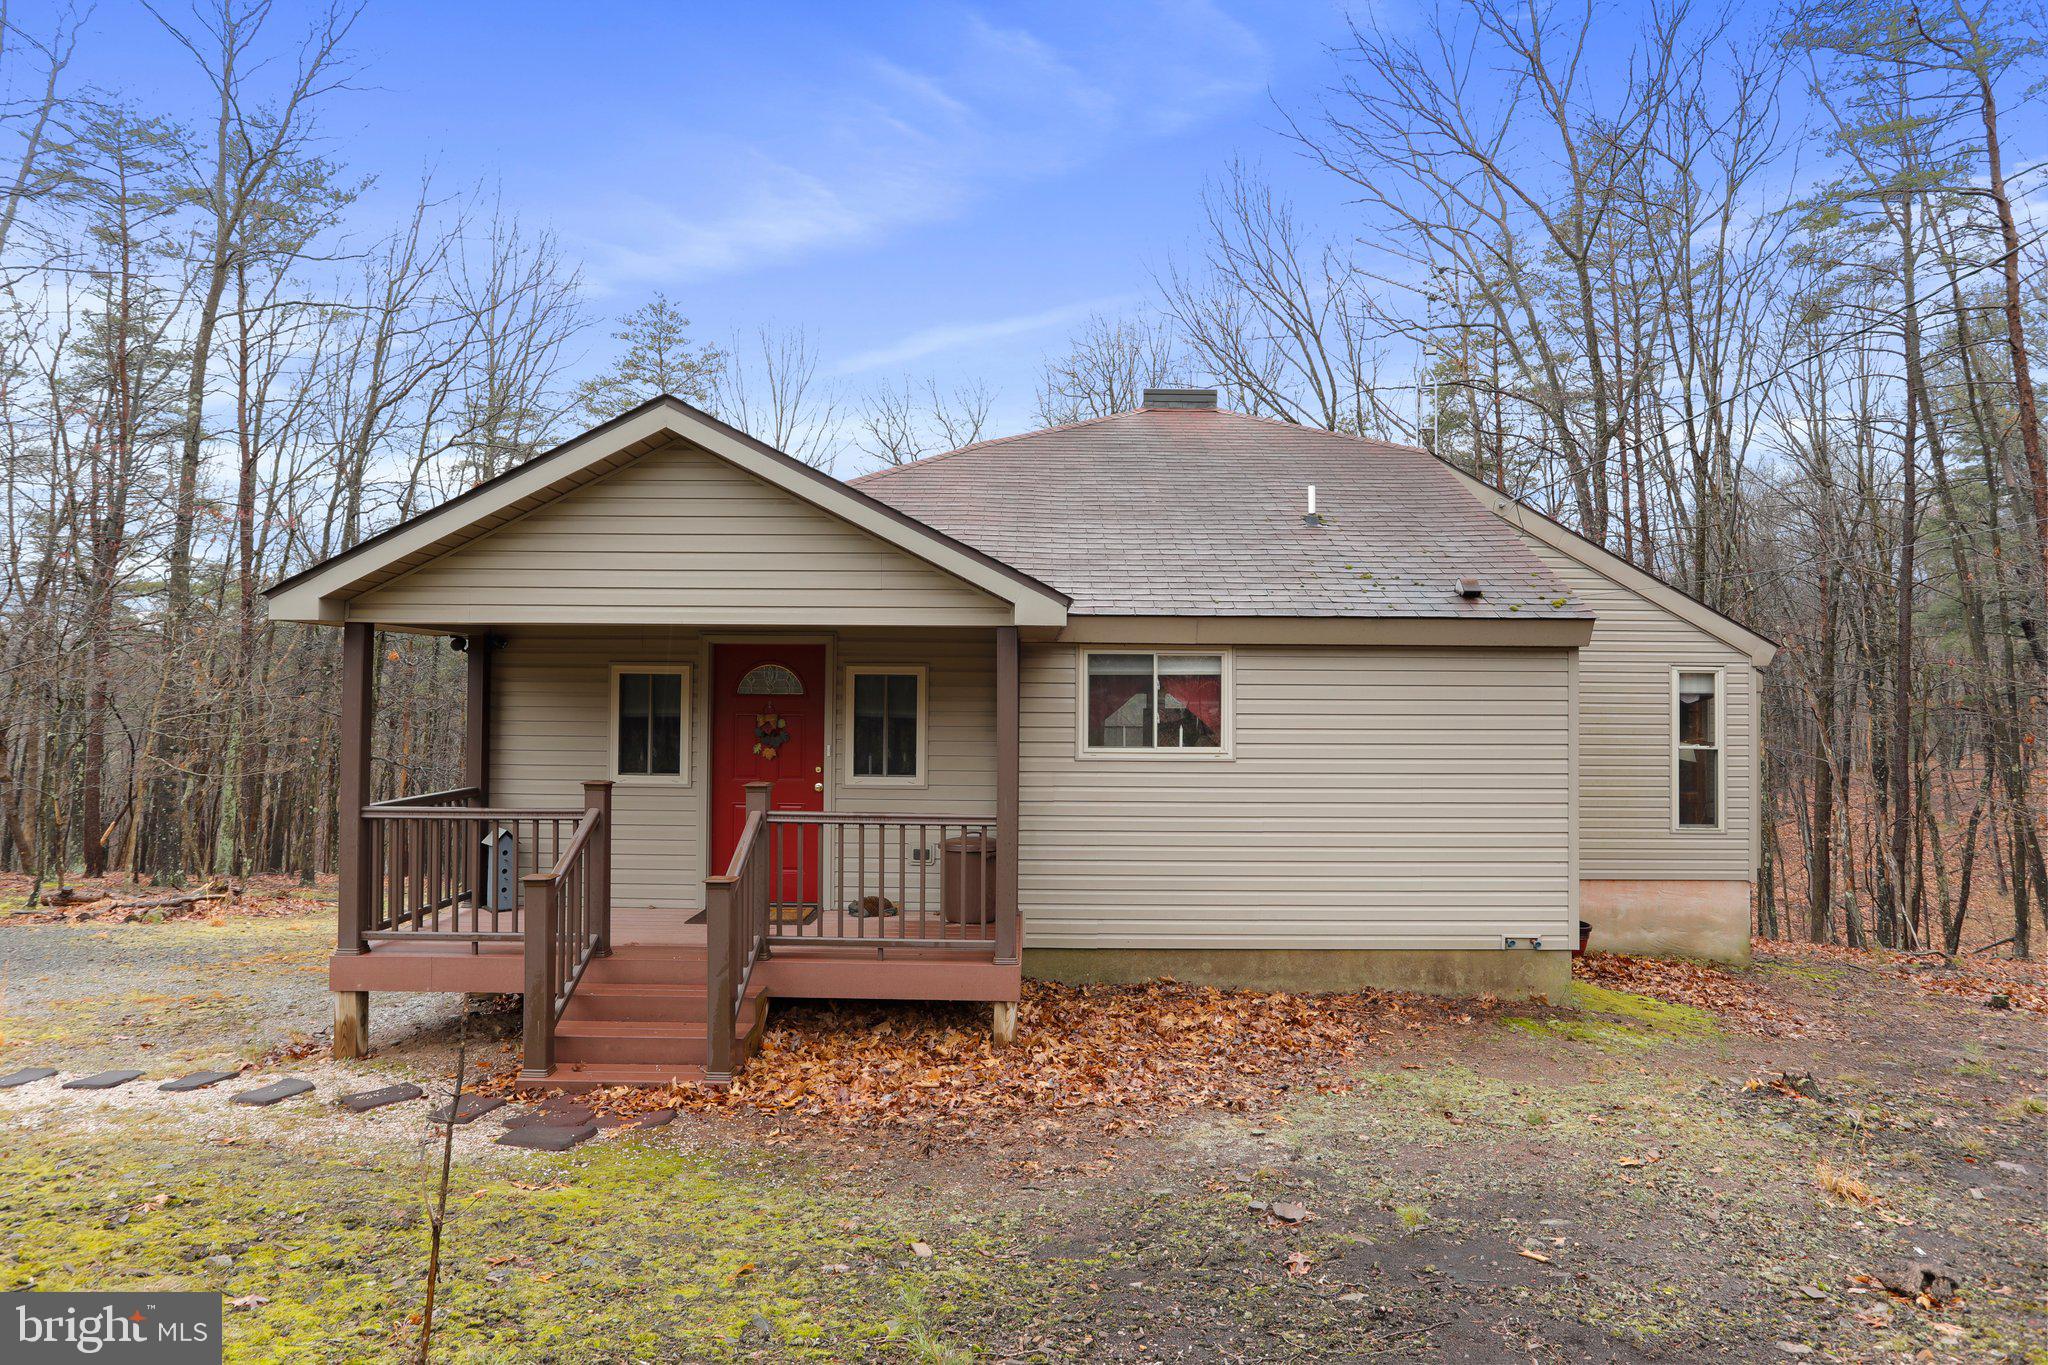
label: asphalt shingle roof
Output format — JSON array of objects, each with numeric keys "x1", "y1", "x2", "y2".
[{"x1": 852, "y1": 406, "x2": 1589, "y2": 620}]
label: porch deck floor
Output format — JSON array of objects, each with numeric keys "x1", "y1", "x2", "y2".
[{"x1": 336, "y1": 906, "x2": 1013, "y2": 1001}]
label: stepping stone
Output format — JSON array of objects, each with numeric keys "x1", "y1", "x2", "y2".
[
  {"x1": 427, "y1": 1095, "x2": 505, "y2": 1125},
  {"x1": 231, "y1": 1078, "x2": 314, "y2": 1106},
  {"x1": 629, "y1": 1109, "x2": 675, "y2": 1130},
  {"x1": 339, "y1": 1083, "x2": 422, "y2": 1113},
  {"x1": 503, "y1": 1103, "x2": 594, "y2": 1130},
  {"x1": 160, "y1": 1070, "x2": 238, "y2": 1092},
  {"x1": 496, "y1": 1124, "x2": 596, "y2": 1152},
  {"x1": 62, "y1": 1069, "x2": 143, "y2": 1090},
  {"x1": 0, "y1": 1068, "x2": 56, "y2": 1089}
]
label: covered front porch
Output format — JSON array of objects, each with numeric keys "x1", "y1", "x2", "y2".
[{"x1": 327, "y1": 621, "x2": 1024, "y2": 1089}]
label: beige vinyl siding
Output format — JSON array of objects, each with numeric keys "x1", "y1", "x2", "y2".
[
  {"x1": 348, "y1": 441, "x2": 1009, "y2": 627},
  {"x1": 1520, "y1": 540, "x2": 1756, "y2": 880},
  {"x1": 1018, "y1": 644, "x2": 1575, "y2": 950},
  {"x1": 822, "y1": 633, "x2": 998, "y2": 923},
  {"x1": 487, "y1": 628, "x2": 998, "y2": 919},
  {"x1": 834, "y1": 633, "x2": 997, "y2": 817},
  {"x1": 491, "y1": 628, "x2": 709, "y2": 914}
]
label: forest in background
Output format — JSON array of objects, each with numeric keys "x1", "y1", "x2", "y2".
[{"x1": 2, "y1": 0, "x2": 2043, "y2": 957}]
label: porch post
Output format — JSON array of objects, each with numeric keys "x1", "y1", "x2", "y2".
[
  {"x1": 337, "y1": 621, "x2": 373, "y2": 957},
  {"x1": 463, "y1": 632, "x2": 492, "y2": 798},
  {"x1": 333, "y1": 621, "x2": 374, "y2": 1061},
  {"x1": 704, "y1": 874, "x2": 735, "y2": 1087},
  {"x1": 583, "y1": 779, "x2": 614, "y2": 955},
  {"x1": 520, "y1": 871, "x2": 556, "y2": 1079},
  {"x1": 995, "y1": 626, "x2": 1020, "y2": 966},
  {"x1": 463, "y1": 634, "x2": 493, "y2": 930}
]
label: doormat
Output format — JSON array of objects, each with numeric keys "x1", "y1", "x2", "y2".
[{"x1": 768, "y1": 901, "x2": 822, "y2": 927}]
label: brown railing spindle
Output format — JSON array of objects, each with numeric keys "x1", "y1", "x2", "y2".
[{"x1": 748, "y1": 812, "x2": 1002, "y2": 953}]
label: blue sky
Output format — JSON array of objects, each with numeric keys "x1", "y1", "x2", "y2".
[{"x1": 61, "y1": 0, "x2": 1369, "y2": 432}]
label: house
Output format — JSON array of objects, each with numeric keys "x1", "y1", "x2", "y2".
[{"x1": 264, "y1": 389, "x2": 1775, "y2": 1090}]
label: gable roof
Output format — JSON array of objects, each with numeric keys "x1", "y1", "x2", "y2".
[
  {"x1": 854, "y1": 406, "x2": 1590, "y2": 623},
  {"x1": 264, "y1": 396, "x2": 1070, "y2": 627}
]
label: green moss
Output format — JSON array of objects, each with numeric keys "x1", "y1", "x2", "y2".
[
  {"x1": 1758, "y1": 963, "x2": 1844, "y2": 984},
  {"x1": 0, "y1": 1116, "x2": 1022, "y2": 1362},
  {"x1": 1503, "y1": 983, "x2": 1721, "y2": 1049}
]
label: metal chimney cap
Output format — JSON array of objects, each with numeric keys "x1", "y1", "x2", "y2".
[{"x1": 1141, "y1": 387, "x2": 1218, "y2": 410}]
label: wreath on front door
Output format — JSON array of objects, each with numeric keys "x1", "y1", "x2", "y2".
[{"x1": 753, "y1": 710, "x2": 790, "y2": 760}]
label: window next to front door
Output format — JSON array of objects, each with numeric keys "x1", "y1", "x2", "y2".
[
  {"x1": 1673, "y1": 668, "x2": 1722, "y2": 830},
  {"x1": 612, "y1": 665, "x2": 689, "y2": 782},
  {"x1": 845, "y1": 666, "x2": 925, "y2": 786}
]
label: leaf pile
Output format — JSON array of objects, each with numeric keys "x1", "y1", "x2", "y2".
[
  {"x1": 1757, "y1": 938, "x2": 2048, "y2": 1018},
  {"x1": 0, "y1": 872, "x2": 329, "y2": 925},
  {"x1": 489, "y1": 979, "x2": 1473, "y2": 1135},
  {"x1": 1573, "y1": 951, "x2": 1810, "y2": 1035}
]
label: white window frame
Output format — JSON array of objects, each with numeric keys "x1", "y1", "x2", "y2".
[
  {"x1": 843, "y1": 665, "x2": 928, "y2": 788},
  {"x1": 609, "y1": 663, "x2": 692, "y2": 786},
  {"x1": 1670, "y1": 666, "x2": 1725, "y2": 833},
  {"x1": 1076, "y1": 648, "x2": 1234, "y2": 760}
]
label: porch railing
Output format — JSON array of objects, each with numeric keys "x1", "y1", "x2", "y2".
[
  {"x1": 764, "y1": 811, "x2": 1006, "y2": 955},
  {"x1": 357, "y1": 788, "x2": 588, "y2": 946},
  {"x1": 704, "y1": 783, "x2": 773, "y2": 1086},
  {"x1": 519, "y1": 784, "x2": 612, "y2": 1078}
]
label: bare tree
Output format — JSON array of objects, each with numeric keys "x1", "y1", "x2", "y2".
[
  {"x1": 853, "y1": 376, "x2": 994, "y2": 469},
  {"x1": 711, "y1": 326, "x2": 842, "y2": 469},
  {"x1": 1035, "y1": 312, "x2": 1184, "y2": 425},
  {"x1": 1159, "y1": 163, "x2": 1403, "y2": 436}
]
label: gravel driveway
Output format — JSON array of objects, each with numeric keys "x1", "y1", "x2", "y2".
[{"x1": 1, "y1": 915, "x2": 465, "y2": 1072}]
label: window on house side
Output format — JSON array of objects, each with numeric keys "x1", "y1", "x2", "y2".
[
  {"x1": 851, "y1": 670, "x2": 921, "y2": 780},
  {"x1": 616, "y1": 669, "x2": 686, "y2": 778},
  {"x1": 1675, "y1": 671, "x2": 1720, "y2": 829},
  {"x1": 1086, "y1": 653, "x2": 1225, "y2": 751}
]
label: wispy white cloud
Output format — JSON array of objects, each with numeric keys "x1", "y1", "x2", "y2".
[
  {"x1": 835, "y1": 293, "x2": 1143, "y2": 374},
  {"x1": 575, "y1": 3, "x2": 1273, "y2": 287}
]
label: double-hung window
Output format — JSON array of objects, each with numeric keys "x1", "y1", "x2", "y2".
[
  {"x1": 613, "y1": 665, "x2": 688, "y2": 781},
  {"x1": 1673, "y1": 669, "x2": 1722, "y2": 830},
  {"x1": 846, "y1": 666, "x2": 925, "y2": 784},
  {"x1": 1083, "y1": 652, "x2": 1227, "y2": 753}
]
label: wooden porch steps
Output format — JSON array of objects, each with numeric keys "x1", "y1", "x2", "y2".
[
  {"x1": 521, "y1": 945, "x2": 766, "y2": 1093},
  {"x1": 533, "y1": 1061, "x2": 709, "y2": 1092}
]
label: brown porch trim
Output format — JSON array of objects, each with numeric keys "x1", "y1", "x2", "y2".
[
  {"x1": 463, "y1": 632, "x2": 493, "y2": 797},
  {"x1": 758, "y1": 954, "x2": 1020, "y2": 1002},
  {"x1": 995, "y1": 625, "x2": 1020, "y2": 964},
  {"x1": 337, "y1": 622, "x2": 373, "y2": 958}
]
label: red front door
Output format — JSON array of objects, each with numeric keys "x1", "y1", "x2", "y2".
[{"x1": 711, "y1": 643, "x2": 826, "y2": 905}]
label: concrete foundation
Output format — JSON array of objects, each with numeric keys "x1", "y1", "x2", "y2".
[
  {"x1": 1023, "y1": 947, "x2": 1571, "y2": 1000},
  {"x1": 1580, "y1": 879, "x2": 1752, "y2": 964}
]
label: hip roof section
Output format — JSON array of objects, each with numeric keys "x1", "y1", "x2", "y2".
[{"x1": 855, "y1": 407, "x2": 1591, "y2": 621}]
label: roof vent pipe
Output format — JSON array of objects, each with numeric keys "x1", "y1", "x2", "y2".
[
  {"x1": 1457, "y1": 576, "x2": 1484, "y2": 599},
  {"x1": 1302, "y1": 485, "x2": 1324, "y2": 527}
]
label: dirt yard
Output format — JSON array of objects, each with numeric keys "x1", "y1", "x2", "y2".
[{"x1": 1, "y1": 911, "x2": 2043, "y2": 1362}]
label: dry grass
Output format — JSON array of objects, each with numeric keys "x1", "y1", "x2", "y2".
[{"x1": 1814, "y1": 1161, "x2": 1877, "y2": 1206}]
